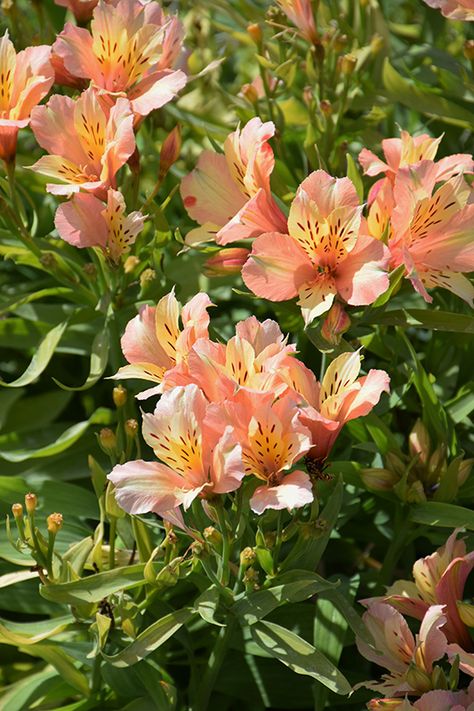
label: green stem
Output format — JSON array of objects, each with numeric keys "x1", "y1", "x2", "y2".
[
  {"x1": 377, "y1": 508, "x2": 412, "y2": 591},
  {"x1": 215, "y1": 502, "x2": 231, "y2": 586},
  {"x1": 108, "y1": 518, "x2": 117, "y2": 570},
  {"x1": 192, "y1": 617, "x2": 236, "y2": 711}
]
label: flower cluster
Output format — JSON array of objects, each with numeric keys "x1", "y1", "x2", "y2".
[
  {"x1": 182, "y1": 121, "x2": 474, "y2": 323},
  {"x1": 107, "y1": 289, "x2": 389, "y2": 518},
  {"x1": 357, "y1": 530, "x2": 474, "y2": 708}
]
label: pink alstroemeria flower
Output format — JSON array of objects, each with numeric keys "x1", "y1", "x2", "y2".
[
  {"x1": 207, "y1": 390, "x2": 313, "y2": 514},
  {"x1": 367, "y1": 683, "x2": 474, "y2": 710},
  {"x1": 356, "y1": 603, "x2": 448, "y2": 696},
  {"x1": 284, "y1": 350, "x2": 390, "y2": 462},
  {"x1": 114, "y1": 289, "x2": 213, "y2": 399},
  {"x1": 423, "y1": 0, "x2": 474, "y2": 20},
  {"x1": 30, "y1": 87, "x2": 135, "y2": 197},
  {"x1": 108, "y1": 385, "x2": 245, "y2": 516},
  {"x1": 383, "y1": 530, "x2": 474, "y2": 651},
  {"x1": 389, "y1": 162, "x2": 474, "y2": 306},
  {"x1": 0, "y1": 32, "x2": 54, "y2": 163},
  {"x1": 242, "y1": 170, "x2": 390, "y2": 325},
  {"x1": 55, "y1": 188, "x2": 145, "y2": 262},
  {"x1": 276, "y1": 0, "x2": 318, "y2": 43},
  {"x1": 53, "y1": 0, "x2": 186, "y2": 120},
  {"x1": 183, "y1": 316, "x2": 296, "y2": 403},
  {"x1": 54, "y1": 0, "x2": 100, "y2": 23},
  {"x1": 181, "y1": 117, "x2": 287, "y2": 246}
]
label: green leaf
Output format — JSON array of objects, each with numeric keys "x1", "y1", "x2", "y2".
[
  {"x1": 233, "y1": 573, "x2": 337, "y2": 625},
  {"x1": 249, "y1": 620, "x2": 351, "y2": 695},
  {"x1": 346, "y1": 153, "x2": 364, "y2": 201},
  {"x1": 409, "y1": 502, "x2": 474, "y2": 530},
  {"x1": 0, "y1": 321, "x2": 68, "y2": 388},
  {"x1": 0, "y1": 420, "x2": 91, "y2": 462},
  {"x1": 53, "y1": 328, "x2": 110, "y2": 391},
  {"x1": 369, "y1": 265, "x2": 406, "y2": 310},
  {"x1": 383, "y1": 58, "x2": 474, "y2": 128},
  {"x1": 0, "y1": 615, "x2": 73, "y2": 646},
  {"x1": 40, "y1": 564, "x2": 150, "y2": 604},
  {"x1": 0, "y1": 287, "x2": 75, "y2": 318},
  {"x1": 369, "y1": 309, "x2": 474, "y2": 333},
  {"x1": 195, "y1": 585, "x2": 226, "y2": 627},
  {"x1": 0, "y1": 668, "x2": 60, "y2": 711},
  {"x1": 102, "y1": 608, "x2": 194, "y2": 667},
  {"x1": 22, "y1": 644, "x2": 90, "y2": 696}
]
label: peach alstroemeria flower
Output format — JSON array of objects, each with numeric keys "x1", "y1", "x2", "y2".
[
  {"x1": 242, "y1": 170, "x2": 390, "y2": 325},
  {"x1": 114, "y1": 289, "x2": 213, "y2": 399},
  {"x1": 389, "y1": 161, "x2": 474, "y2": 306},
  {"x1": 356, "y1": 602, "x2": 448, "y2": 696},
  {"x1": 367, "y1": 684, "x2": 474, "y2": 710},
  {"x1": 108, "y1": 385, "x2": 245, "y2": 516},
  {"x1": 383, "y1": 529, "x2": 474, "y2": 651},
  {"x1": 423, "y1": 0, "x2": 474, "y2": 20},
  {"x1": 54, "y1": 0, "x2": 100, "y2": 23},
  {"x1": 53, "y1": 0, "x2": 186, "y2": 120},
  {"x1": 30, "y1": 87, "x2": 135, "y2": 197},
  {"x1": 284, "y1": 349, "x2": 390, "y2": 463},
  {"x1": 54, "y1": 188, "x2": 145, "y2": 262},
  {"x1": 0, "y1": 32, "x2": 54, "y2": 163},
  {"x1": 181, "y1": 117, "x2": 287, "y2": 246},
  {"x1": 183, "y1": 316, "x2": 296, "y2": 403},
  {"x1": 207, "y1": 390, "x2": 313, "y2": 514},
  {"x1": 277, "y1": 0, "x2": 318, "y2": 43}
]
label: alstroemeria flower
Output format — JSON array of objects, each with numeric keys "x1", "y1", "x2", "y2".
[
  {"x1": 108, "y1": 385, "x2": 245, "y2": 516},
  {"x1": 276, "y1": 0, "x2": 318, "y2": 43},
  {"x1": 30, "y1": 87, "x2": 135, "y2": 198},
  {"x1": 114, "y1": 289, "x2": 213, "y2": 399},
  {"x1": 54, "y1": 0, "x2": 100, "y2": 23},
  {"x1": 284, "y1": 350, "x2": 390, "y2": 462},
  {"x1": 207, "y1": 390, "x2": 313, "y2": 514},
  {"x1": 53, "y1": 0, "x2": 187, "y2": 120},
  {"x1": 422, "y1": 0, "x2": 474, "y2": 20},
  {"x1": 0, "y1": 32, "x2": 54, "y2": 163},
  {"x1": 181, "y1": 117, "x2": 287, "y2": 246},
  {"x1": 55, "y1": 188, "x2": 145, "y2": 262},
  {"x1": 356, "y1": 603, "x2": 448, "y2": 696},
  {"x1": 182, "y1": 316, "x2": 296, "y2": 402},
  {"x1": 383, "y1": 530, "x2": 474, "y2": 650},
  {"x1": 242, "y1": 170, "x2": 390, "y2": 325},
  {"x1": 389, "y1": 162, "x2": 474, "y2": 306},
  {"x1": 367, "y1": 684, "x2": 474, "y2": 710}
]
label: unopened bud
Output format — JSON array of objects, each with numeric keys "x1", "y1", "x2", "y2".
[
  {"x1": 125, "y1": 419, "x2": 138, "y2": 438},
  {"x1": 243, "y1": 566, "x2": 259, "y2": 588},
  {"x1": 321, "y1": 302, "x2": 350, "y2": 345},
  {"x1": 203, "y1": 526, "x2": 223, "y2": 547},
  {"x1": 25, "y1": 493, "x2": 37, "y2": 514},
  {"x1": 47, "y1": 512, "x2": 63, "y2": 534},
  {"x1": 334, "y1": 34, "x2": 348, "y2": 52},
  {"x1": 464, "y1": 40, "x2": 474, "y2": 60},
  {"x1": 367, "y1": 699, "x2": 407, "y2": 710},
  {"x1": 105, "y1": 481, "x2": 125, "y2": 519},
  {"x1": 360, "y1": 468, "x2": 399, "y2": 492},
  {"x1": 431, "y1": 664, "x2": 448, "y2": 690},
  {"x1": 240, "y1": 82, "x2": 259, "y2": 104},
  {"x1": 385, "y1": 451, "x2": 406, "y2": 477},
  {"x1": 99, "y1": 428, "x2": 117, "y2": 454},
  {"x1": 408, "y1": 420, "x2": 430, "y2": 464},
  {"x1": 340, "y1": 53, "x2": 357, "y2": 75},
  {"x1": 12, "y1": 503, "x2": 23, "y2": 519},
  {"x1": 264, "y1": 531, "x2": 276, "y2": 548},
  {"x1": 139, "y1": 268, "x2": 156, "y2": 289},
  {"x1": 124, "y1": 255, "x2": 140, "y2": 274},
  {"x1": 319, "y1": 99, "x2": 332, "y2": 116},
  {"x1": 191, "y1": 540, "x2": 204, "y2": 557},
  {"x1": 159, "y1": 126, "x2": 181, "y2": 178},
  {"x1": 405, "y1": 480, "x2": 427, "y2": 503},
  {"x1": 371, "y1": 34, "x2": 384, "y2": 55},
  {"x1": 113, "y1": 385, "x2": 127, "y2": 408},
  {"x1": 457, "y1": 600, "x2": 474, "y2": 628},
  {"x1": 458, "y1": 458, "x2": 473, "y2": 487},
  {"x1": 247, "y1": 23, "x2": 262, "y2": 44},
  {"x1": 240, "y1": 546, "x2": 257, "y2": 568},
  {"x1": 204, "y1": 248, "x2": 250, "y2": 277},
  {"x1": 406, "y1": 663, "x2": 432, "y2": 694}
]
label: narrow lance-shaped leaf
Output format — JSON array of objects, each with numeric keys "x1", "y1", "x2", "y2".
[
  {"x1": 53, "y1": 328, "x2": 110, "y2": 391},
  {"x1": 0, "y1": 321, "x2": 68, "y2": 388}
]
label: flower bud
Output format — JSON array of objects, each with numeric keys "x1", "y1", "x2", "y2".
[
  {"x1": 99, "y1": 428, "x2": 117, "y2": 455},
  {"x1": 105, "y1": 482, "x2": 125, "y2": 519},
  {"x1": 408, "y1": 420, "x2": 430, "y2": 464},
  {"x1": 240, "y1": 82, "x2": 259, "y2": 104},
  {"x1": 431, "y1": 664, "x2": 448, "y2": 690},
  {"x1": 159, "y1": 126, "x2": 181, "y2": 178},
  {"x1": 406, "y1": 663, "x2": 432, "y2": 694},
  {"x1": 405, "y1": 480, "x2": 427, "y2": 503},
  {"x1": 12, "y1": 503, "x2": 23, "y2": 519},
  {"x1": 203, "y1": 526, "x2": 223, "y2": 547},
  {"x1": 457, "y1": 458, "x2": 473, "y2": 487},
  {"x1": 124, "y1": 255, "x2": 140, "y2": 274},
  {"x1": 47, "y1": 512, "x2": 63, "y2": 534},
  {"x1": 139, "y1": 268, "x2": 156, "y2": 289},
  {"x1": 340, "y1": 53, "x2": 357, "y2": 76},
  {"x1": 247, "y1": 23, "x2": 262, "y2": 44},
  {"x1": 367, "y1": 699, "x2": 408, "y2": 710},
  {"x1": 385, "y1": 451, "x2": 406, "y2": 478},
  {"x1": 334, "y1": 34, "x2": 348, "y2": 52},
  {"x1": 319, "y1": 99, "x2": 332, "y2": 117},
  {"x1": 457, "y1": 600, "x2": 474, "y2": 628},
  {"x1": 191, "y1": 540, "x2": 205, "y2": 557},
  {"x1": 25, "y1": 493, "x2": 37, "y2": 514},
  {"x1": 83, "y1": 263, "x2": 97, "y2": 278},
  {"x1": 360, "y1": 468, "x2": 399, "y2": 492},
  {"x1": 204, "y1": 248, "x2": 250, "y2": 277},
  {"x1": 240, "y1": 546, "x2": 257, "y2": 569},
  {"x1": 243, "y1": 566, "x2": 259, "y2": 589},
  {"x1": 464, "y1": 40, "x2": 474, "y2": 60},
  {"x1": 113, "y1": 385, "x2": 127, "y2": 408},
  {"x1": 371, "y1": 34, "x2": 384, "y2": 55},
  {"x1": 321, "y1": 302, "x2": 350, "y2": 345},
  {"x1": 125, "y1": 419, "x2": 139, "y2": 439}
]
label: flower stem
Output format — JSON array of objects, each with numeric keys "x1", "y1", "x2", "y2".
[
  {"x1": 215, "y1": 501, "x2": 231, "y2": 586},
  {"x1": 192, "y1": 617, "x2": 235, "y2": 711}
]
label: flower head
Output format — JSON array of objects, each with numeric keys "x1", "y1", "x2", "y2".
[
  {"x1": 181, "y1": 117, "x2": 287, "y2": 246},
  {"x1": 30, "y1": 86, "x2": 135, "y2": 197},
  {"x1": 54, "y1": 0, "x2": 101, "y2": 23},
  {"x1": 54, "y1": 188, "x2": 145, "y2": 262},
  {"x1": 53, "y1": 0, "x2": 187, "y2": 120},
  {"x1": 422, "y1": 0, "x2": 474, "y2": 20},
  {"x1": 276, "y1": 0, "x2": 318, "y2": 43},
  {"x1": 242, "y1": 170, "x2": 390, "y2": 325},
  {"x1": 0, "y1": 32, "x2": 54, "y2": 163}
]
